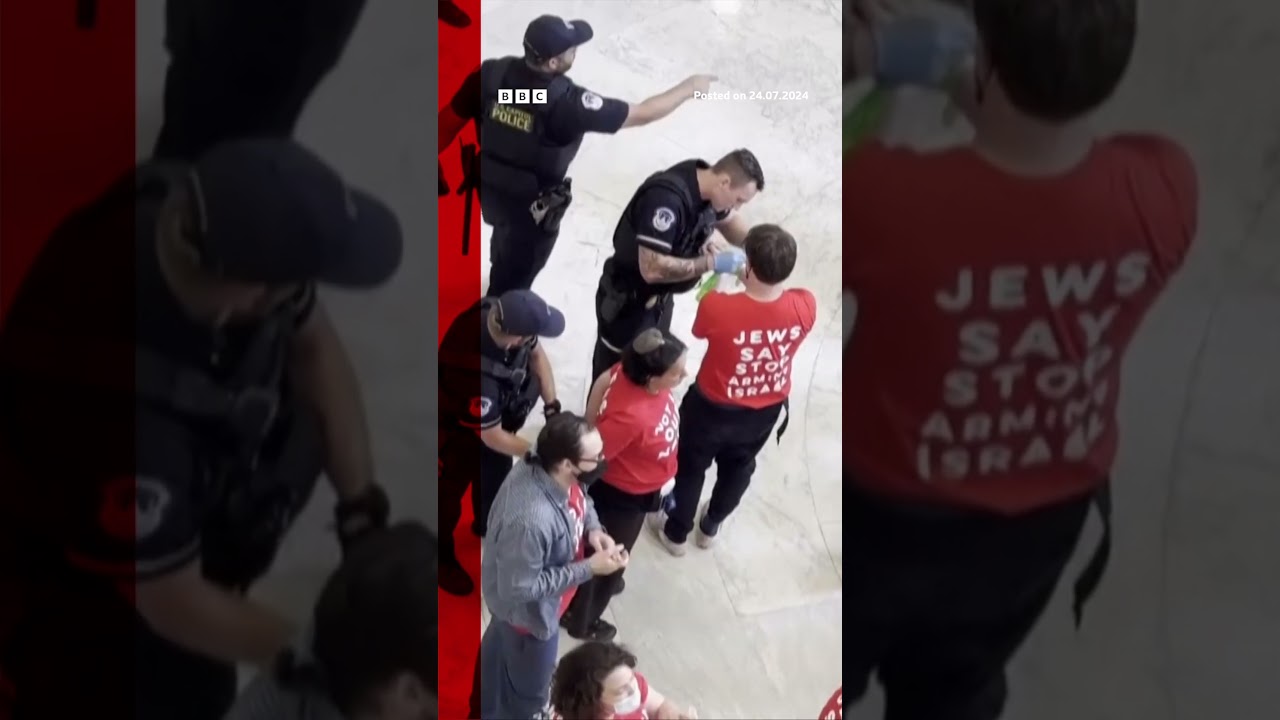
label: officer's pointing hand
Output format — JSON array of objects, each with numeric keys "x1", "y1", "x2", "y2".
[{"x1": 683, "y1": 74, "x2": 718, "y2": 96}]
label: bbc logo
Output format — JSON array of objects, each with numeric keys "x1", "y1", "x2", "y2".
[{"x1": 498, "y1": 88, "x2": 548, "y2": 105}]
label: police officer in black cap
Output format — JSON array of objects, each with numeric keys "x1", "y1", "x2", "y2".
[
  {"x1": 592, "y1": 148, "x2": 765, "y2": 381},
  {"x1": 439, "y1": 14, "x2": 717, "y2": 297},
  {"x1": 0, "y1": 137, "x2": 401, "y2": 720},
  {"x1": 436, "y1": 289, "x2": 567, "y2": 595}
]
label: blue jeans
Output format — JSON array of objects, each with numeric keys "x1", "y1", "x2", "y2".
[{"x1": 480, "y1": 620, "x2": 559, "y2": 719}]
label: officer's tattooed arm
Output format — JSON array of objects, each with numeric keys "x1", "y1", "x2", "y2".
[
  {"x1": 530, "y1": 343, "x2": 558, "y2": 407},
  {"x1": 289, "y1": 301, "x2": 377, "y2": 501},
  {"x1": 638, "y1": 246, "x2": 712, "y2": 284}
]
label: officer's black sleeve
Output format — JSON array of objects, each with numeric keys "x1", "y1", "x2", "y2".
[
  {"x1": 456, "y1": 374, "x2": 505, "y2": 431},
  {"x1": 631, "y1": 187, "x2": 688, "y2": 256},
  {"x1": 449, "y1": 68, "x2": 483, "y2": 121},
  {"x1": 65, "y1": 412, "x2": 203, "y2": 581},
  {"x1": 556, "y1": 85, "x2": 629, "y2": 136}
]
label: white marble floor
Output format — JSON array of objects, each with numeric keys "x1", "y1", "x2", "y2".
[{"x1": 469, "y1": 2, "x2": 845, "y2": 718}]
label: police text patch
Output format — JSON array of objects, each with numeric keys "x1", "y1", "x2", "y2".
[
  {"x1": 652, "y1": 207, "x2": 676, "y2": 233},
  {"x1": 581, "y1": 91, "x2": 604, "y2": 111}
]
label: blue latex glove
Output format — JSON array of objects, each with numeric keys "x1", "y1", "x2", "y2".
[
  {"x1": 873, "y1": 15, "x2": 976, "y2": 89},
  {"x1": 711, "y1": 248, "x2": 747, "y2": 274}
]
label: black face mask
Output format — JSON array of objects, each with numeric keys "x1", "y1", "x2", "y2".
[{"x1": 576, "y1": 460, "x2": 608, "y2": 488}]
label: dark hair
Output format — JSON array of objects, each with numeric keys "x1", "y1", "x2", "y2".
[
  {"x1": 291, "y1": 522, "x2": 438, "y2": 716},
  {"x1": 973, "y1": 0, "x2": 1136, "y2": 123},
  {"x1": 550, "y1": 642, "x2": 639, "y2": 720},
  {"x1": 712, "y1": 148, "x2": 765, "y2": 191},
  {"x1": 534, "y1": 412, "x2": 593, "y2": 471},
  {"x1": 620, "y1": 328, "x2": 687, "y2": 386},
  {"x1": 743, "y1": 224, "x2": 797, "y2": 284}
]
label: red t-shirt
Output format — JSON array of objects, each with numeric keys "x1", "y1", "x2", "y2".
[
  {"x1": 558, "y1": 482, "x2": 588, "y2": 616},
  {"x1": 843, "y1": 136, "x2": 1197, "y2": 514},
  {"x1": 694, "y1": 288, "x2": 817, "y2": 408},
  {"x1": 819, "y1": 686, "x2": 842, "y2": 720},
  {"x1": 548, "y1": 671, "x2": 651, "y2": 719},
  {"x1": 596, "y1": 364, "x2": 679, "y2": 494}
]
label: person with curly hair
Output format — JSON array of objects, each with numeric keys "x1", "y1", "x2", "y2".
[{"x1": 548, "y1": 641, "x2": 695, "y2": 720}]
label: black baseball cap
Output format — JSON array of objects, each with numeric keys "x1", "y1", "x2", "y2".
[
  {"x1": 495, "y1": 290, "x2": 565, "y2": 338},
  {"x1": 188, "y1": 138, "x2": 403, "y2": 288},
  {"x1": 523, "y1": 15, "x2": 594, "y2": 60}
]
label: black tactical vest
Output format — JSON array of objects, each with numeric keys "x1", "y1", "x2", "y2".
[
  {"x1": 439, "y1": 300, "x2": 539, "y2": 420},
  {"x1": 609, "y1": 165, "x2": 721, "y2": 296},
  {"x1": 478, "y1": 57, "x2": 580, "y2": 199},
  {"x1": 133, "y1": 165, "x2": 322, "y2": 586}
]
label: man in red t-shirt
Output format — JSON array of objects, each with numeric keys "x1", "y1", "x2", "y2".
[
  {"x1": 650, "y1": 224, "x2": 817, "y2": 553},
  {"x1": 843, "y1": 1, "x2": 1197, "y2": 718}
]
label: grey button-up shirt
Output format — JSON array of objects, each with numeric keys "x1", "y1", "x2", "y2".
[{"x1": 482, "y1": 460, "x2": 600, "y2": 640}]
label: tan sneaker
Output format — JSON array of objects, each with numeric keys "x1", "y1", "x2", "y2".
[{"x1": 646, "y1": 510, "x2": 687, "y2": 557}]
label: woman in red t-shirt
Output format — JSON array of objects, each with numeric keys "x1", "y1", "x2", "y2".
[
  {"x1": 561, "y1": 328, "x2": 688, "y2": 642},
  {"x1": 548, "y1": 641, "x2": 696, "y2": 720}
]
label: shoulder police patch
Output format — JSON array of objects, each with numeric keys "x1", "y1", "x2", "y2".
[
  {"x1": 581, "y1": 91, "x2": 604, "y2": 111},
  {"x1": 470, "y1": 396, "x2": 494, "y2": 418},
  {"x1": 99, "y1": 476, "x2": 172, "y2": 542},
  {"x1": 652, "y1": 207, "x2": 676, "y2": 233}
]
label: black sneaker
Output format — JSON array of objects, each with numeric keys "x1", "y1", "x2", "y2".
[
  {"x1": 696, "y1": 511, "x2": 721, "y2": 549},
  {"x1": 439, "y1": 553, "x2": 475, "y2": 596},
  {"x1": 566, "y1": 618, "x2": 617, "y2": 642}
]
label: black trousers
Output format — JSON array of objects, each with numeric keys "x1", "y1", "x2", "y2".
[
  {"x1": 438, "y1": 428, "x2": 517, "y2": 551},
  {"x1": 562, "y1": 480, "x2": 662, "y2": 635},
  {"x1": 844, "y1": 482, "x2": 1092, "y2": 720},
  {"x1": 153, "y1": 0, "x2": 367, "y2": 161},
  {"x1": 663, "y1": 387, "x2": 784, "y2": 543},
  {"x1": 591, "y1": 285, "x2": 675, "y2": 382},
  {"x1": 483, "y1": 189, "x2": 560, "y2": 297}
]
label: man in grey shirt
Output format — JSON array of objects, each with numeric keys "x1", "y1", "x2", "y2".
[{"x1": 480, "y1": 413, "x2": 630, "y2": 719}]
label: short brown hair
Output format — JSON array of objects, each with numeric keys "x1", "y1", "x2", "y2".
[
  {"x1": 743, "y1": 224, "x2": 797, "y2": 284},
  {"x1": 974, "y1": 0, "x2": 1136, "y2": 122},
  {"x1": 711, "y1": 148, "x2": 765, "y2": 190}
]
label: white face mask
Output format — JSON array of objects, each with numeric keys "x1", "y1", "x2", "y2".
[{"x1": 613, "y1": 677, "x2": 642, "y2": 715}]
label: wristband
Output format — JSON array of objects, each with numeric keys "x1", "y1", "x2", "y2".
[{"x1": 335, "y1": 483, "x2": 391, "y2": 550}]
